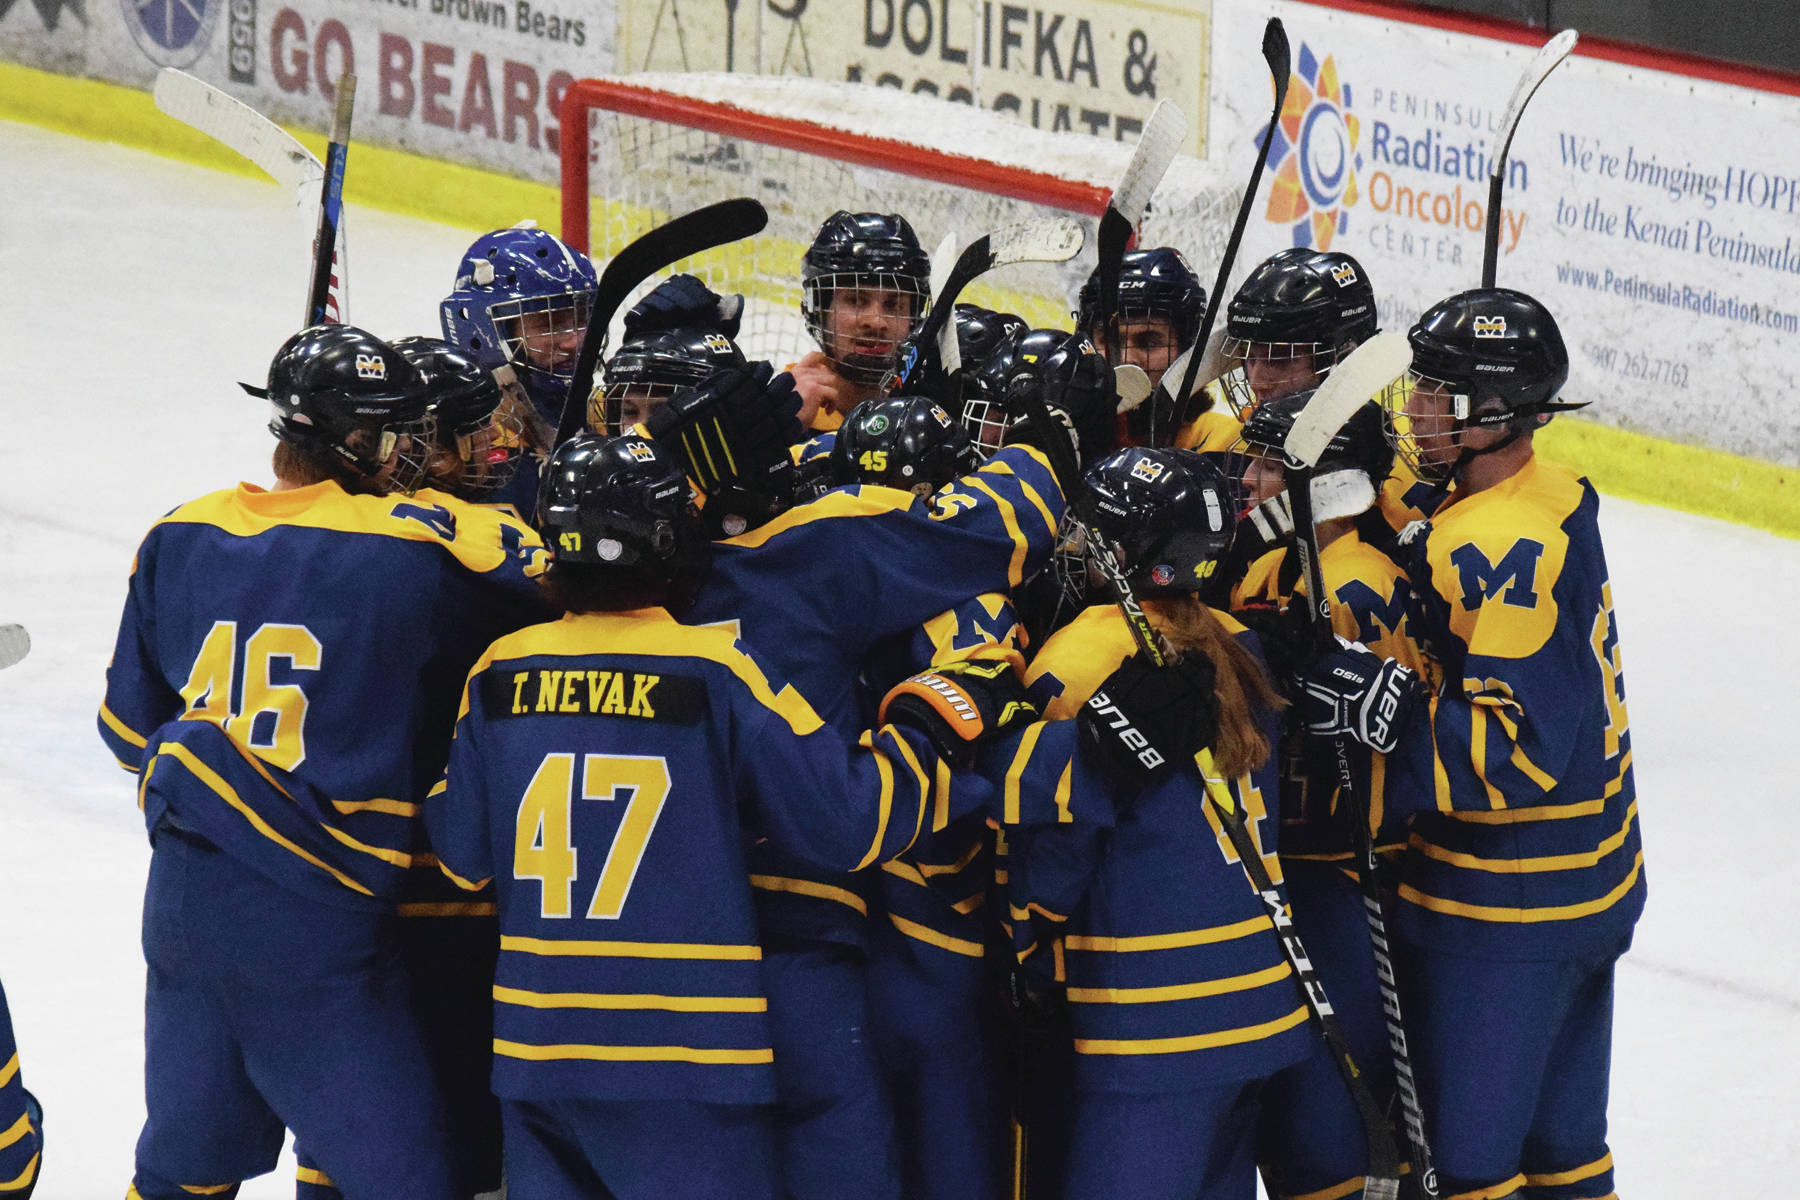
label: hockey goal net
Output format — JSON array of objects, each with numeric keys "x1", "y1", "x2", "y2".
[{"x1": 560, "y1": 74, "x2": 1240, "y2": 369}]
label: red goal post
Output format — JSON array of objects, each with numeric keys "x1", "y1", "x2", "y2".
[{"x1": 559, "y1": 74, "x2": 1238, "y2": 370}]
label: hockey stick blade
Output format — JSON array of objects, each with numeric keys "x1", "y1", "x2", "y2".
[
  {"x1": 305, "y1": 75, "x2": 356, "y2": 327},
  {"x1": 0, "y1": 623, "x2": 29, "y2": 670},
  {"x1": 1482, "y1": 29, "x2": 1577, "y2": 286},
  {"x1": 557, "y1": 197, "x2": 770, "y2": 447},
  {"x1": 930, "y1": 230, "x2": 962, "y2": 373},
  {"x1": 1170, "y1": 18, "x2": 1290, "y2": 435},
  {"x1": 893, "y1": 217, "x2": 1084, "y2": 395},
  {"x1": 154, "y1": 69, "x2": 323, "y2": 198},
  {"x1": 1282, "y1": 331, "x2": 1411, "y2": 470},
  {"x1": 1094, "y1": 99, "x2": 1188, "y2": 335}
]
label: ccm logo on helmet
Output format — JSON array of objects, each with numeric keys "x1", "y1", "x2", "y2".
[
  {"x1": 354, "y1": 353, "x2": 387, "y2": 380},
  {"x1": 1473, "y1": 316, "x2": 1509, "y2": 338},
  {"x1": 1086, "y1": 689, "x2": 1166, "y2": 771}
]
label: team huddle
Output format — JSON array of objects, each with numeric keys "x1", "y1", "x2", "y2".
[{"x1": 15, "y1": 198, "x2": 1638, "y2": 1200}]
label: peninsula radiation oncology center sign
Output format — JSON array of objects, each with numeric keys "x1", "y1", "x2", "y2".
[
  {"x1": 617, "y1": 0, "x2": 1212, "y2": 157},
  {"x1": 1209, "y1": 0, "x2": 1800, "y2": 466}
]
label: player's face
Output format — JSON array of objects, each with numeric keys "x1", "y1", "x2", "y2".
[
  {"x1": 1110, "y1": 317, "x2": 1180, "y2": 384},
  {"x1": 1241, "y1": 451, "x2": 1288, "y2": 507},
  {"x1": 512, "y1": 305, "x2": 585, "y2": 371},
  {"x1": 1242, "y1": 343, "x2": 1320, "y2": 404},
  {"x1": 826, "y1": 286, "x2": 914, "y2": 363},
  {"x1": 615, "y1": 386, "x2": 665, "y2": 433},
  {"x1": 1403, "y1": 380, "x2": 1462, "y2": 471}
]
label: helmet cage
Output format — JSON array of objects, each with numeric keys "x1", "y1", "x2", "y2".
[
  {"x1": 1219, "y1": 336, "x2": 1348, "y2": 416},
  {"x1": 802, "y1": 271, "x2": 930, "y2": 385}
]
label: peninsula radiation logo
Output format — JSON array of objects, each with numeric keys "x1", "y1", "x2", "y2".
[{"x1": 1261, "y1": 44, "x2": 1362, "y2": 251}]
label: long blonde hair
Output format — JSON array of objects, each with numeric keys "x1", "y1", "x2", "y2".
[{"x1": 1154, "y1": 594, "x2": 1286, "y2": 780}]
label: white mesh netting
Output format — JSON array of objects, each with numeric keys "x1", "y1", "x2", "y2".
[{"x1": 571, "y1": 73, "x2": 1244, "y2": 369}]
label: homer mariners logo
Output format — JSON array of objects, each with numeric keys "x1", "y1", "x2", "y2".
[
  {"x1": 1261, "y1": 44, "x2": 1362, "y2": 251},
  {"x1": 354, "y1": 353, "x2": 387, "y2": 380},
  {"x1": 122, "y1": 0, "x2": 219, "y2": 66},
  {"x1": 1473, "y1": 316, "x2": 1508, "y2": 338}
]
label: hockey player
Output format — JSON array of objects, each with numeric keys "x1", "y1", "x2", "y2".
[
  {"x1": 991, "y1": 447, "x2": 1315, "y2": 1200},
  {"x1": 1227, "y1": 393, "x2": 1435, "y2": 1200},
  {"x1": 1214, "y1": 247, "x2": 1377, "y2": 419},
  {"x1": 791, "y1": 211, "x2": 931, "y2": 428},
  {"x1": 97, "y1": 325, "x2": 549, "y2": 1200},
  {"x1": 638, "y1": 361, "x2": 1076, "y2": 1200},
  {"x1": 833, "y1": 394, "x2": 1017, "y2": 1200},
  {"x1": 0, "y1": 979, "x2": 42, "y2": 1198},
  {"x1": 394, "y1": 336, "x2": 529, "y2": 505},
  {"x1": 441, "y1": 224, "x2": 597, "y2": 431},
  {"x1": 1359, "y1": 288, "x2": 1642, "y2": 1200},
  {"x1": 596, "y1": 324, "x2": 747, "y2": 435},
  {"x1": 423, "y1": 431, "x2": 1026, "y2": 1200},
  {"x1": 1076, "y1": 247, "x2": 1211, "y2": 447}
]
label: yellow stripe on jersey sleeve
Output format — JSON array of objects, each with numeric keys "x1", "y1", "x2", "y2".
[
  {"x1": 1064, "y1": 914, "x2": 1271, "y2": 953},
  {"x1": 1066, "y1": 961, "x2": 1291, "y2": 1005},
  {"x1": 1397, "y1": 850, "x2": 1644, "y2": 923},
  {"x1": 1410, "y1": 802, "x2": 1638, "y2": 874},
  {"x1": 1074, "y1": 1005, "x2": 1309, "y2": 1055},
  {"x1": 494, "y1": 1039, "x2": 773, "y2": 1066},
  {"x1": 747, "y1": 876, "x2": 868, "y2": 916},
  {"x1": 99, "y1": 702, "x2": 148, "y2": 748},
  {"x1": 493, "y1": 985, "x2": 766, "y2": 1013},
  {"x1": 885, "y1": 913, "x2": 984, "y2": 958},
  {"x1": 960, "y1": 475, "x2": 1029, "y2": 587},
  {"x1": 500, "y1": 934, "x2": 762, "y2": 960}
]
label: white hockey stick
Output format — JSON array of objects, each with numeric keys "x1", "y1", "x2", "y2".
[
  {"x1": 1482, "y1": 29, "x2": 1578, "y2": 286},
  {"x1": 0, "y1": 623, "x2": 30, "y2": 671},
  {"x1": 929, "y1": 230, "x2": 962, "y2": 373},
  {"x1": 153, "y1": 68, "x2": 349, "y2": 323}
]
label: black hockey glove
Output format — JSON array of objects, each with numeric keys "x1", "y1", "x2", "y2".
[
  {"x1": 1078, "y1": 651, "x2": 1220, "y2": 790},
  {"x1": 648, "y1": 362, "x2": 804, "y2": 535},
  {"x1": 1293, "y1": 637, "x2": 1423, "y2": 755},
  {"x1": 623, "y1": 272, "x2": 745, "y2": 339},
  {"x1": 879, "y1": 658, "x2": 1039, "y2": 769},
  {"x1": 1229, "y1": 600, "x2": 1311, "y2": 700}
]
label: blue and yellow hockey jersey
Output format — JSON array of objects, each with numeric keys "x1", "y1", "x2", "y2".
[
  {"x1": 1388, "y1": 456, "x2": 1644, "y2": 959},
  {"x1": 862, "y1": 593, "x2": 1025, "y2": 973},
  {"x1": 1238, "y1": 533, "x2": 1434, "y2": 861},
  {"x1": 687, "y1": 445, "x2": 1065, "y2": 946},
  {"x1": 991, "y1": 602, "x2": 1316, "y2": 1093},
  {"x1": 98, "y1": 482, "x2": 550, "y2": 909},
  {"x1": 0, "y1": 979, "x2": 40, "y2": 1197},
  {"x1": 424, "y1": 608, "x2": 948, "y2": 1104}
]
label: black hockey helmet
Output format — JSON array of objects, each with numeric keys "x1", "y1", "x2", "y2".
[
  {"x1": 1078, "y1": 246, "x2": 1206, "y2": 347},
  {"x1": 393, "y1": 334, "x2": 526, "y2": 499},
  {"x1": 1222, "y1": 249, "x2": 1377, "y2": 414},
  {"x1": 1237, "y1": 391, "x2": 1394, "y2": 522},
  {"x1": 980, "y1": 328, "x2": 1118, "y2": 466},
  {"x1": 535, "y1": 433, "x2": 702, "y2": 569},
  {"x1": 1394, "y1": 288, "x2": 1577, "y2": 481},
  {"x1": 250, "y1": 323, "x2": 435, "y2": 492},
  {"x1": 801, "y1": 211, "x2": 931, "y2": 384},
  {"x1": 1083, "y1": 447, "x2": 1236, "y2": 595},
  {"x1": 830, "y1": 394, "x2": 981, "y2": 496},
  {"x1": 597, "y1": 326, "x2": 748, "y2": 433},
  {"x1": 955, "y1": 304, "x2": 1028, "y2": 367}
]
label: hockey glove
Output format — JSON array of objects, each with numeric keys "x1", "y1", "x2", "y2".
[
  {"x1": 623, "y1": 272, "x2": 745, "y2": 339},
  {"x1": 648, "y1": 363, "x2": 805, "y2": 535},
  {"x1": 879, "y1": 658, "x2": 1039, "y2": 769},
  {"x1": 1293, "y1": 637, "x2": 1423, "y2": 755},
  {"x1": 1078, "y1": 651, "x2": 1220, "y2": 790},
  {"x1": 1229, "y1": 600, "x2": 1311, "y2": 699}
]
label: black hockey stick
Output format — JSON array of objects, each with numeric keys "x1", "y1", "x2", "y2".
[
  {"x1": 1008, "y1": 345, "x2": 1405, "y2": 1200},
  {"x1": 555, "y1": 197, "x2": 770, "y2": 447},
  {"x1": 304, "y1": 74, "x2": 355, "y2": 327},
  {"x1": 1282, "y1": 332, "x2": 1436, "y2": 1198},
  {"x1": 1481, "y1": 30, "x2": 1577, "y2": 287},
  {"x1": 1166, "y1": 18, "x2": 1290, "y2": 434}
]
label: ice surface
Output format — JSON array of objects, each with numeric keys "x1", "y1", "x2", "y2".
[{"x1": 1, "y1": 119, "x2": 1795, "y2": 1197}]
